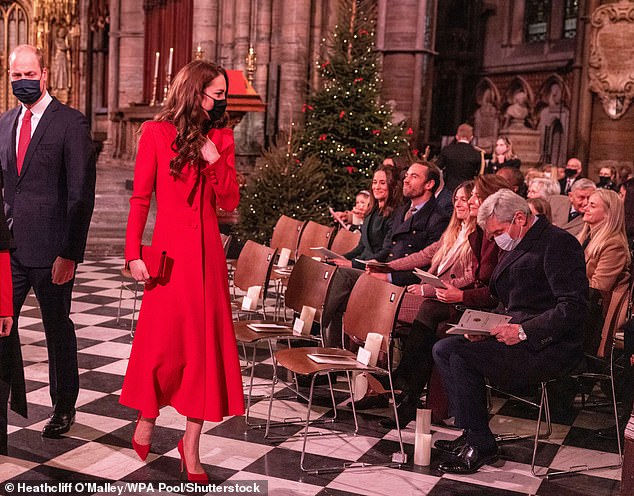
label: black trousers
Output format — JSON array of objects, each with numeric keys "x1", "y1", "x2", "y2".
[
  {"x1": 395, "y1": 299, "x2": 456, "y2": 403},
  {"x1": 321, "y1": 267, "x2": 363, "y2": 348},
  {"x1": 0, "y1": 378, "x2": 9, "y2": 455},
  {"x1": 11, "y1": 257, "x2": 78, "y2": 413}
]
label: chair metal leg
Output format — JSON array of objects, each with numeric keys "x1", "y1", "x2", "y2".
[
  {"x1": 116, "y1": 281, "x2": 124, "y2": 326},
  {"x1": 129, "y1": 281, "x2": 139, "y2": 338}
]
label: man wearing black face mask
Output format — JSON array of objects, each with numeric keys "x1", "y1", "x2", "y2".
[
  {"x1": 559, "y1": 157, "x2": 583, "y2": 194},
  {"x1": 0, "y1": 45, "x2": 96, "y2": 442}
]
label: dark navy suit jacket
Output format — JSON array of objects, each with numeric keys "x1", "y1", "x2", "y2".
[
  {"x1": 0, "y1": 97, "x2": 96, "y2": 267},
  {"x1": 382, "y1": 196, "x2": 449, "y2": 286}
]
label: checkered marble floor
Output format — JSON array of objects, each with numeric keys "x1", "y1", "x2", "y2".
[{"x1": 0, "y1": 258, "x2": 624, "y2": 495}]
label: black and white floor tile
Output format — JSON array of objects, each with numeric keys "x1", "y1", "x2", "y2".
[{"x1": 0, "y1": 258, "x2": 624, "y2": 495}]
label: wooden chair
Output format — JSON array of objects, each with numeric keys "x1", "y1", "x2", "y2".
[
  {"x1": 232, "y1": 240, "x2": 277, "y2": 320},
  {"x1": 329, "y1": 227, "x2": 361, "y2": 256},
  {"x1": 235, "y1": 255, "x2": 338, "y2": 425},
  {"x1": 270, "y1": 215, "x2": 306, "y2": 262},
  {"x1": 296, "y1": 221, "x2": 336, "y2": 259},
  {"x1": 264, "y1": 274, "x2": 406, "y2": 473}
]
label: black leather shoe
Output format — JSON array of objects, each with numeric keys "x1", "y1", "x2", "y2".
[
  {"x1": 353, "y1": 394, "x2": 389, "y2": 410},
  {"x1": 434, "y1": 432, "x2": 468, "y2": 455},
  {"x1": 42, "y1": 409, "x2": 76, "y2": 438},
  {"x1": 379, "y1": 401, "x2": 417, "y2": 429},
  {"x1": 438, "y1": 444, "x2": 498, "y2": 474}
]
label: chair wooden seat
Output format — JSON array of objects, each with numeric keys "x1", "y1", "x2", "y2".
[
  {"x1": 275, "y1": 347, "x2": 369, "y2": 376},
  {"x1": 234, "y1": 320, "x2": 294, "y2": 343}
]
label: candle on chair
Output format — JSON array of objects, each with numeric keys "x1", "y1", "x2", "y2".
[
  {"x1": 167, "y1": 47, "x2": 174, "y2": 75},
  {"x1": 153, "y1": 51, "x2": 160, "y2": 79}
]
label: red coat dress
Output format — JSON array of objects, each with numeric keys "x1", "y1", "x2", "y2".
[{"x1": 119, "y1": 121, "x2": 245, "y2": 421}]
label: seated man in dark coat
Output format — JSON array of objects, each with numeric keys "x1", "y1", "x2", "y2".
[
  {"x1": 378, "y1": 161, "x2": 450, "y2": 286},
  {"x1": 432, "y1": 189, "x2": 588, "y2": 474}
]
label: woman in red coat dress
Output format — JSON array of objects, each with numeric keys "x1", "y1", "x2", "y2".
[{"x1": 120, "y1": 60, "x2": 244, "y2": 481}]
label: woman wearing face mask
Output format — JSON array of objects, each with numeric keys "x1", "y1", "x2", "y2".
[
  {"x1": 120, "y1": 60, "x2": 243, "y2": 481},
  {"x1": 596, "y1": 166, "x2": 619, "y2": 192}
]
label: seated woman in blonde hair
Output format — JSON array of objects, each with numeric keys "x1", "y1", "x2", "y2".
[
  {"x1": 577, "y1": 189, "x2": 631, "y2": 390},
  {"x1": 578, "y1": 189, "x2": 631, "y2": 293}
]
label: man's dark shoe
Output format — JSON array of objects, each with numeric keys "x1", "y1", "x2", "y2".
[
  {"x1": 434, "y1": 432, "x2": 468, "y2": 455},
  {"x1": 379, "y1": 401, "x2": 417, "y2": 429},
  {"x1": 42, "y1": 409, "x2": 75, "y2": 438},
  {"x1": 353, "y1": 394, "x2": 389, "y2": 410},
  {"x1": 437, "y1": 444, "x2": 498, "y2": 474}
]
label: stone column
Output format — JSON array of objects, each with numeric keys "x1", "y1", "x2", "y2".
[
  {"x1": 192, "y1": 0, "x2": 220, "y2": 62},
  {"x1": 103, "y1": 0, "x2": 144, "y2": 162},
  {"x1": 272, "y1": 0, "x2": 312, "y2": 130}
]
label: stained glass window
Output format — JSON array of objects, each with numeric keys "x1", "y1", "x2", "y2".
[
  {"x1": 564, "y1": 0, "x2": 579, "y2": 39},
  {"x1": 525, "y1": 0, "x2": 551, "y2": 43}
]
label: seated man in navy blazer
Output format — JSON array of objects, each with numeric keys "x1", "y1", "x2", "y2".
[
  {"x1": 0, "y1": 45, "x2": 96, "y2": 439},
  {"x1": 432, "y1": 189, "x2": 588, "y2": 474},
  {"x1": 375, "y1": 161, "x2": 450, "y2": 286}
]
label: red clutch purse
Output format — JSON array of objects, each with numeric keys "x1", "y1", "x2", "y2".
[{"x1": 140, "y1": 245, "x2": 167, "y2": 280}]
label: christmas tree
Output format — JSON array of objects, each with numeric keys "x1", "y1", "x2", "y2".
[
  {"x1": 299, "y1": 0, "x2": 410, "y2": 209},
  {"x1": 236, "y1": 134, "x2": 330, "y2": 244}
]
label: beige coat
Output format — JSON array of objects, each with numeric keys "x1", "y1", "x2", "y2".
[{"x1": 584, "y1": 235, "x2": 631, "y2": 293}]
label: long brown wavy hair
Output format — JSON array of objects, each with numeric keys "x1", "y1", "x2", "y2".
[{"x1": 155, "y1": 60, "x2": 229, "y2": 176}]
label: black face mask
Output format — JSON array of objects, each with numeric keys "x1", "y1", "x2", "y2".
[
  {"x1": 598, "y1": 176, "x2": 611, "y2": 187},
  {"x1": 207, "y1": 98, "x2": 227, "y2": 122},
  {"x1": 564, "y1": 168, "x2": 577, "y2": 178},
  {"x1": 12, "y1": 79, "x2": 43, "y2": 105}
]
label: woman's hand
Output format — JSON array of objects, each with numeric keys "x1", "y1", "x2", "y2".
[
  {"x1": 201, "y1": 138, "x2": 221, "y2": 165},
  {"x1": 435, "y1": 282, "x2": 463, "y2": 303},
  {"x1": 129, "y1": 259, "x2": 151, "y2": 282},
  {"x1": 407, "y1": 284, "x2": 422, "y2": 295},
  {"x1": 0, "y1": 316, "x2": 12, "y2": 337}
]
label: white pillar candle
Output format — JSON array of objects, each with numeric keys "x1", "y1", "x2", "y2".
[
  {"x1": 153, "y1": 51, "x2": 160, "y2": 79},
  {"x1": 415, "y1": 407, "x2": 432, "y2": 435},
  {"x1": 414, "y1": 433, "x2": 432, "y2": 466},
  {"x1": 167, "y1": 47, "x2": 174, "y2": 75}
]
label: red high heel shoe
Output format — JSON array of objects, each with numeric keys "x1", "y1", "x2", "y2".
[
  {"x1": 131, "y1": 413, "x2": 151, "y2": 461},
  {"x1": 177, "y1": 438, "x2": 209, "y2": 483}
]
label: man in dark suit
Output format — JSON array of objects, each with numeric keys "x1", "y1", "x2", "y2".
[
  {"x1": 432, "y1": 190, "x2": 588, "y2": 474},
  {"x1": 378, "y1": 161, "x2": 450, "y2": 286},
  {"x1": 550, "y1": 178, "x2": 596, "y2": 237},
  {"x1": 559, "y1": 157, "x2": 583, "y2": 194},
  {"x1": 0, "y1": 45, "x2": 96, "y2": 439},
  {"x1": 437, "y1": 123, "x2": 482, "y2": 192}
]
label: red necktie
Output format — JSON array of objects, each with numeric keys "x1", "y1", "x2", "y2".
[{"x1": 17, "y1": 108, "x2": 32, "y2": 175}]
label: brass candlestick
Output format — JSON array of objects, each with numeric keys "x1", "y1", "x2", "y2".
[
  {"x1": 162, "y1": 73, "x2": 172, "y2": 105},
  {"x1": 150, "y1": 75, "x2": 159, "y2": 106}
]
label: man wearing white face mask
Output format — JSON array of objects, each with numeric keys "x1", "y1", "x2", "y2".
[{"x1": 431, "y1": 189, "x2": 588, "y2": 474}]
